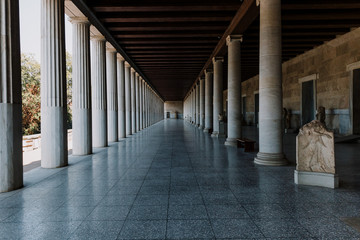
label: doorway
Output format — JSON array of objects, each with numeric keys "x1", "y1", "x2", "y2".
[
  {"x1": 254, "y1": 93, "x2": 259, "y2": 127},
  {"x1": 301, "y1": 80, "x2": 315, "y2": 125},
  {"x1": 353, "y1": 69, "x2": 360, "y2": 134},
  {"x1": 242, "y1": 96, "x2": 246, "y2": 125}
]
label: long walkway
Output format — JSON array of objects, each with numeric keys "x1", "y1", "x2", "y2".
[{"x1": 1, "y1": 119, "x2": 360, "y2": 239}]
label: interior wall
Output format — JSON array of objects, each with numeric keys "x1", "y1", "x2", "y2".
[
  {"x1": 164, "y1": 101, "x2": 184, "y2": 119},
  {"x1": 238, "y1": 27, "x2": 360, "y2": 134}
]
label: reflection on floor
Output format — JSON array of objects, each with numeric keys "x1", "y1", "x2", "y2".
[{"x1": 1, "y1": 119, "x2": 360, "y2": 239}]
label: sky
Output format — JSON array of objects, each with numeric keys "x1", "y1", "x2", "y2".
[{"x1": 19, "y1": 0, "x2": 73, "y2": 62}]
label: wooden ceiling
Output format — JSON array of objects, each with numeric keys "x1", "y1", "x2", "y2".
[{"x1": 79, "y1": 0, "x2": 360, "y2": 101}]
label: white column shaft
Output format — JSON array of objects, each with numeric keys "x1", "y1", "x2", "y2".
[
  {"x1": 125, "y1": 63, "x2": 131, "y2": 136},
  {"x1": 211, "y1": 57, "x2": 224, "y2": 137},
  {"x1": 255, "y1": 0, "x2": 286, "y2": 165},
  {"x1": 139, "y1": 79, "x2": 143, "y2": 130},
  {"x1": 0, "y1": 0, "x2": 23, "y2": 192},
  {"x1": 199, "y1": 78, "x2": 205, "y2": 129},
  {"x1": 71, "y1": 18, "x2": 92, "y2": 155},
  {"x1": 131, "y1": 69, "x2": 136, "y2": 133},
  {"x1": 225, "y1": 35, "x2": 242, "y2": 146},
  {"x1": 91, "y1": 37, "x2": 107, "y2": 147},
  {"x1": 135, "y1": 74, "x2": 140, "y2": 132},
  {"x1": 204, "y1": 72, "x2": 213, "y2": 132},
  {"x1": 117, "y1": 56, "x2": 125, "y2": 139},
  {"x1": 106, "y1": 49, "x2": 118, "y2": 142},
  {"x1": 41, "y1": 0, "x2": 68, "y2": 167}
]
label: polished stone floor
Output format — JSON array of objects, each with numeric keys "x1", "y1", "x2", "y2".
[{"x1": 1, "y1": 119, "x2": 360, "y2": 239}]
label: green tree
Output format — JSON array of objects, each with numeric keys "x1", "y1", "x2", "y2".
[
  {"x1": 21, "y1": 53, "x2": 41, "y2": 135},
  {"x1": 21, "y1": 53, "x2": 73, "y2": 135}
]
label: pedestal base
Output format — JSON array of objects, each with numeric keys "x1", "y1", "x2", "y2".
[
  {"x1": 294, "y1": 170, "x2": 339, "y2": 189},
  {"x1": 254, "y1": 152, "x2": 287, "y2": 166}
]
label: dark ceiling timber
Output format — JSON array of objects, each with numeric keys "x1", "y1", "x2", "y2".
[{"x1": 80, "y1": 0, "x2": 360, "y2": 101}]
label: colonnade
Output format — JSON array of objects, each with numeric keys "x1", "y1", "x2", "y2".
[
  {"x1": 0, "y1": 0, "x2": 164, "y2": 192},
  {"x1": 184, "y1": 0, "x2": 287, "y2": 166}
]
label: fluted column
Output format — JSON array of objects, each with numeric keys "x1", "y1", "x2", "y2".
[
  {"x1": 117, "y1": 54, "x2": 126, "y2": 139},
  {"x1": 211, "y1": 57, "x2": 224, "y2": 138},
  {"x1": 71, "y1": 17, "x2": 92, "y2": 155},
  {"x1": 225, "y1": 35, "x2": 242, "y2": 146},
  {"x1": 41, "y1": 0, "x2": 68, "y2": 167},
  {"x1": 125, "y1": 62, "x2": 131, "y2": 136},
  {"x1": 91, "y1": 35, "x2": 107, "y2": 148},
  {"x1": 139, "y1": 78, "x2": 143, "y2": 130},
  {"x1": 255, "y1": 0, "x2": 287, "y2": 166},
  {"x1": 193, "y1": 88, "x2": 196, "y2": 125},
  {"x1": 199, "y1": 78, "x2": 205, "y2": 129},
  {"x1": 0, "y1": 0, "x2": 23, "y2": 192},
  {"x1": 131, "y1": 68, "x2": 136, "y2": 134},
  {"x1": 106, "y1": 46, "x2": 118, "y2": 142},
  {"x1": 204, "y1": 70, "x2": 213, "y2": 133},
  {"x1": 135, "y1": 73, "x2": 140, "y2": 132},
  {"x1": 196, "y1": 83, "x2": 200, "y2": 127}
]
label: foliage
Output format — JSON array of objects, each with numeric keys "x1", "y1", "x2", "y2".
[
  {"x1": 21, "y1": 54, "x2": 41, "y2": 135},
  {"x1": 21, "y1": 53, "x2": 73, "y2": 135}
]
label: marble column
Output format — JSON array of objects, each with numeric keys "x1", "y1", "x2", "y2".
[
  {"x1": 211, "y1": 57, "x2": 224, "y2": 138},
  {"x1": 91, "y1": 35, "x2": 107, "y2": 148},
  {"x1": 193, "y1": 88, "x2": 196, "y2": 125},
  {"x1": 204, "y1": 70, "x2": 213, "y2": 133},
  {"x1": 199, "y1": 78, "x2": 205, "y2": 129},
  {"x1": 255, "y1": 0, "x2": 287, "y2": 166},
  {"x1": 106, "y1": 46, "x2": 118, "y2": 142},
  {"x1": 0, "y1": 0, "x2": 23, "y2": 192},
  {"x1": 131, "y1": 68, "x2": 136, "y2": 134},
  {"x1": 142, "y1": 80, "x2": 145, "y2": 129},
  {"x1": 71, "y1": 17, "x2": 92, "y2": 155},
  {"x1": 196, "y1": 83, "x2": 200, "y2": 127},
  {"x1": 225, "y1": 35, "x2": 242, "y2": 146},
  {"x1": 139, "y1": 78, "x2": 143, "y2": 130},
  {"x1": 41, "y1": 0, "x2": 68, "y2": 167},
  {"x1": 117, "y1": 54, "x2": 126, "y2": 139},
  {"x1": 125, "y1": 62, "x2": 131, "y2": 136},
  {"x1": 135, "y1": 73, "x2": 140, "y2": 132}
]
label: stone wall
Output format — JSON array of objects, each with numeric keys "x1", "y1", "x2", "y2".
[
  {"x1": 164, "y1": 101, "x2": 184, "y2": 119},
  {"x1": 239, "y1": 27, "x2": 360, "y2": 134},
  {"x1": 23, "y1": 130, "x2": 73, "y2": 152}
]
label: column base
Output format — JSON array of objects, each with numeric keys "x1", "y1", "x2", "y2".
[
  {"x1": 254, "y1": 152, "x2": 287, "y2": 166},
  {"x1": 224, "y1": 138, "x2": 237, "y2": 147},
  {"x1": 198, "y1": 125, "x2": 204, "y2": 130},
  {"x1": 211, "y1": 131, "x2": 226, "y2": 138},
  {"x1": 294, "y1": 170, "x2": 339, "y2": 189},
  {"x1": 203, "y1": 128, "x2": 210, "y2": 133}
]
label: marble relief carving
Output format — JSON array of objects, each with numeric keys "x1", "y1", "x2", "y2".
[{"x1": 296, "y1": 120, "x2": 335, "y2": 174}]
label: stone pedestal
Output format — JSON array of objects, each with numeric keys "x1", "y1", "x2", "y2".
[
  {"x1": 295, "y1": 120, "x2": 338, "y2": 188},
  {"x1": 71, "y1": 17, "x2": 92, "y2": 155},
  {"x1": 0, "y1": 0, "x2": 23, "y2": 192},
  {"x1": 41, "y1": 0, "x2": 68, "y2": 167},
  {"x1": 294, "y1": 171, "x2": 339, "y2": 189}
]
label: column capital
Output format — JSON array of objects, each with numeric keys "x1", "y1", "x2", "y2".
[
  {"x1": 91, "y1": 34, "x2": 106, "y2": 41},
  {"x1": 256, "y1": 0, "x2": 260, "y2": 6},
  {"x1": 117, "y1": 53, "x2": 125, "y2": 61},
  {"x1": 205, "y1": 69, "x2": 213, "y2": 74},
  {"x1": 135, "y1": 72, "x2": 140, "y2": 77},
  {"x1": 124, "y1": 61, "x2": 131, "y2": 68},
  {"x1": 131, "y1": 68, "x2": 136, "y2": 73},
  {"x1": 106, "y1": 44, "x2": 117, "y2": 53},
  {"x1": 69, "y1": 16, "x2": 89, "y2": 25},
  {"x1": 212, "y1": 56, "x2": 224, "y2": 64},
  {"x1": 226, "y1": 35, "x2": 243, "y2": 46}
]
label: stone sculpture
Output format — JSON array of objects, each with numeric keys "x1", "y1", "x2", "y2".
[{"x1": 296, "y1": 120, "x2": 335, "y2": 174}]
